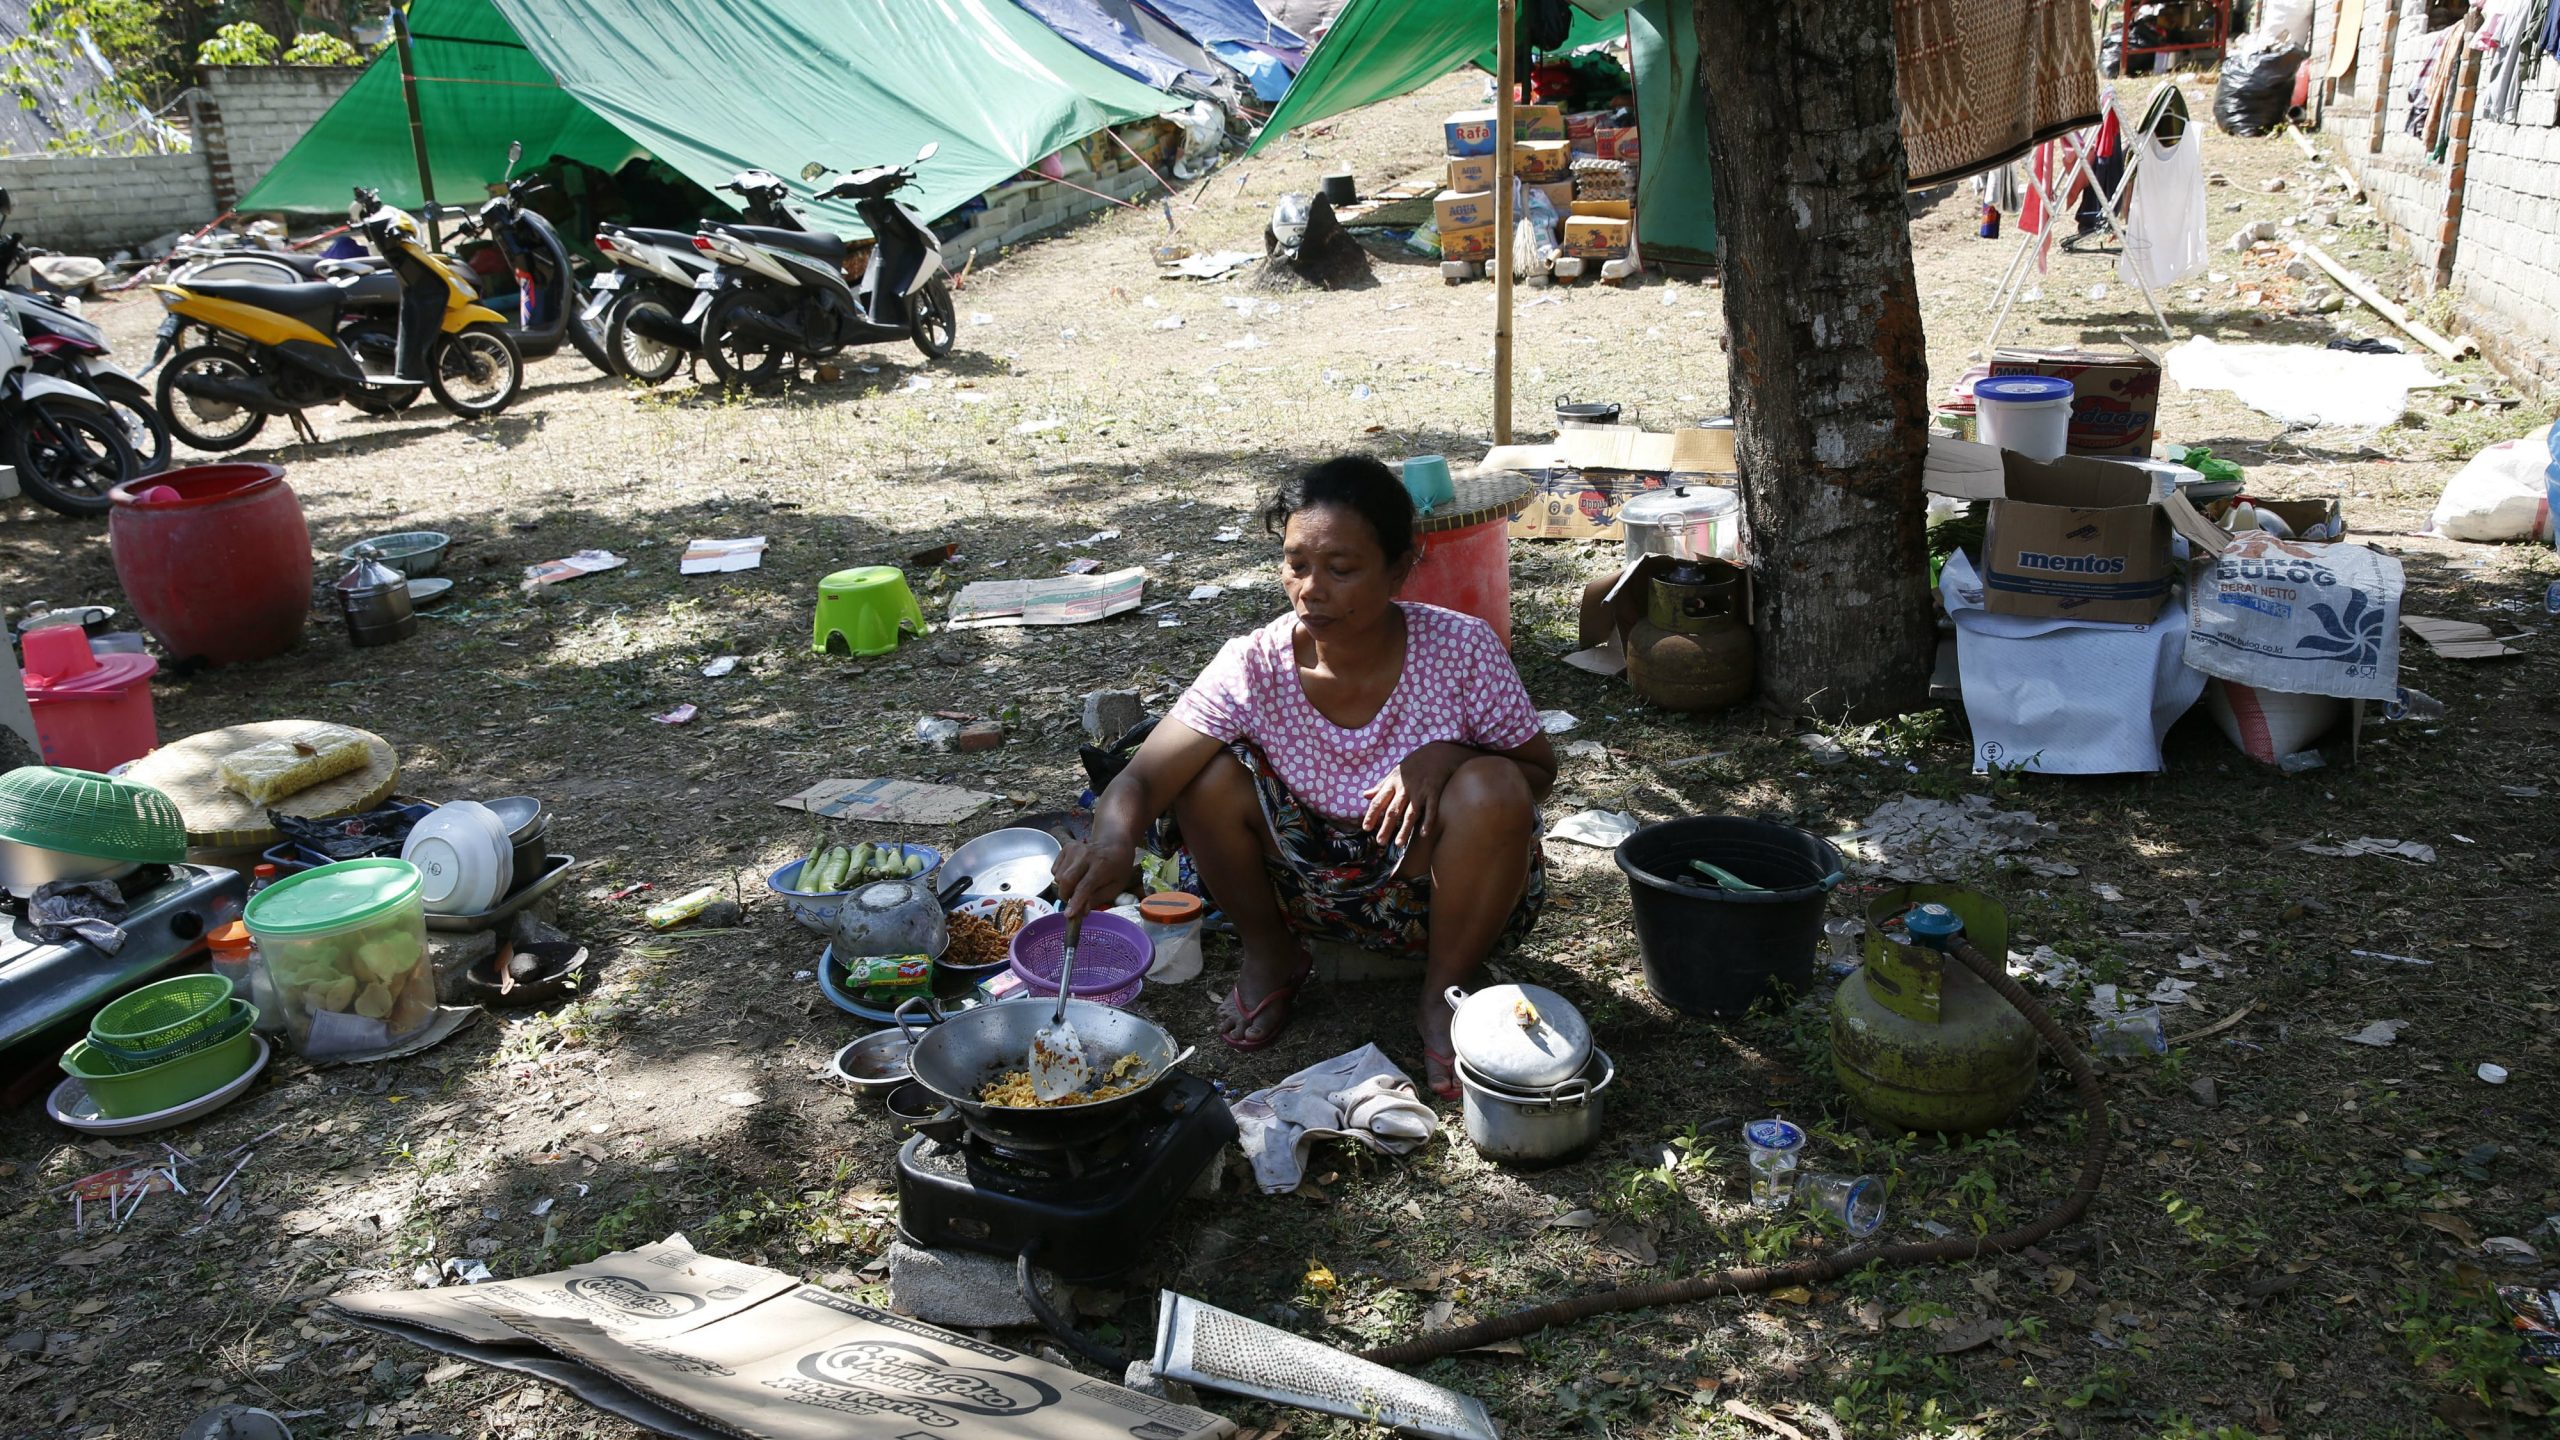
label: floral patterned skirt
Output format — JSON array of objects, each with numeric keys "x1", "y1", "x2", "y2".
[{"x1": 1235, "y1": 743, "x2": 1545, "y2": 959}]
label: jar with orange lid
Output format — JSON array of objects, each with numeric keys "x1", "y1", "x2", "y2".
[
  {"x1": 1135, "y1": 891, "x2": 1205, "y2": 982},
  {"x1": 207, "y1": 920, "x2": 284, "y2": 1037}
]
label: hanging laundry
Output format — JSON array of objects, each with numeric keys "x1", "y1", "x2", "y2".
[
  {"x1": 1893, "y1": 0, "x2": 2103, "y2": 189},
  {"x1": 2120, "y1": 115, "x2": 2207, "y2": 290}
]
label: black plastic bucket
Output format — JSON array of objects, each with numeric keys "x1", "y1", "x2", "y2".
[{"x1": 1614, "y1": 816, "x2": 1844, "y2": 1017}]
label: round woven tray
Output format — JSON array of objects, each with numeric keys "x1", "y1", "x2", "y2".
[
  {"x1": 1417, "y1": 469, "x2": 1534, "y2": 535},
  {"x1": 123, "y1": 721, "x2": 400, "y2": 850}
]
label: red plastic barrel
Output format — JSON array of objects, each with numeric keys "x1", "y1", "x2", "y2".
[
  {"x1": 106, "y1": 464, "x2": 312, "y2": 666},
  {"x1": 1404, "y1": 515, "x2": 1514, "y2": 644}
]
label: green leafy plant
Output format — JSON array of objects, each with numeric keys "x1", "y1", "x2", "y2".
[
  {"x1": 0, "y1": 0, "x2": 179, "y2": 154},
  {"x1": 196, "y1": 20, "x2": 280, "y2": 65},
  {"x1": 282, "y1": 30, "x2": 362, "y2": 65}
]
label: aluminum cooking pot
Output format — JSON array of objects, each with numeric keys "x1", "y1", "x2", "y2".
[
  {"x1": 1445, "y1": 983, "x2": 1592, "y2": 1091},
  {"x1": 895, "y1": 995, "x2": 1194, "y2": 1148},
  {"x1": 1456, "y1": 1047, "x2": 1615, "y2": 1167},
  {"x1": 830, "y1": 877, "x2": 948, "y2": 959}
]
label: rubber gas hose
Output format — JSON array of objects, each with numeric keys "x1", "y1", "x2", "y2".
[{"x1": 1359, "y1": 937, "x2": 2108, "y2": 1367}]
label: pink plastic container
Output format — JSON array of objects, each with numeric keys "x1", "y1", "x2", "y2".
[{"x1": 19, "y1": 626, "x2": 157, "y2": 771}]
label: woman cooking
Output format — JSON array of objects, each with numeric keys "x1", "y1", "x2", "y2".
[{"x1": 1054, "y1": 456, "x2": 1554, "y2": 1098}]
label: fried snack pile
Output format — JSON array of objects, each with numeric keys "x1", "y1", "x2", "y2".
[
  {"x1": 978, "y1": 1050, "x2": 1148, "y2": 1107},
  {"x1": 945, "y1": 899, "x2": 1036, "y2": 968}
]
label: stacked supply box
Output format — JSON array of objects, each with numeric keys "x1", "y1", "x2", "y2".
[{"x1": 1439, "y1": 109, "x2": 1499, "y2": 261}]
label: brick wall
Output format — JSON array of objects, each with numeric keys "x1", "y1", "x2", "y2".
[
  {"x1": 0, "y1": 151, "x2": 216, "y2": 253},
  {"x1": 196, "y1": 64, "x2": 363, "y2": 208},
  {"x1": 2323, "y1": 3, "x2": 2560, "y2": 398}
]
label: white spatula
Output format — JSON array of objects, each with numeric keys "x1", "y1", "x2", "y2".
[{"x1": 1029, "y1": 914, "x2": 1093, "y2": 1101}]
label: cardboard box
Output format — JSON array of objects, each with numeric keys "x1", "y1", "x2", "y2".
[
  {"x1": 1979, "y1": 452, "x2": 2196, "y2": 623},
  {"x1": 1514, "y1": 139, "x2": 1572, "y2": 182},
  {"x1": 1437, "y1": 222, "x2": 1497, "y2": 261},
  {"x1": 1446, "y1": 155, "x2": 1496, "y2": 192},
  {"x1": 1491, "y1": 426, "x2": 1738, "y2": 541},
  {"x1": 1596, "y1": 127, "x2": 1641, "y2": 163},
  {"x1": 1561, "y1": 215, "x2": 1630, "y2": 258},
  {"x1": 1570, "y1": 199, "x2": 1633, "y2": 221},
  {"x1": 1566, "y1": 110, "x2": 1609, "y2": 141},
  {"x1": 1988, "y1": 347, "x2": 2161, "y2": 457},
  {"x1": 1444, "y1": 108, "x2": 1498, "y2": 156},
  {"x1": 1529, "y1": 180, "x2": 1575, "y2": 217},
  {"x1": 1512, "y1": 103, "x2": 1565, "y2": 141},
  {"x1": 328, "y1": 1237, "x2": 1234, "y2": 1440},
  {"x1": 1434, "y1": 189, "x2": 1497, "y2": 232}
]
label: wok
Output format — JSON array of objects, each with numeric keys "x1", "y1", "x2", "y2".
[{"x1": 895, "y1": 996, "x2": 1194, "y2": 1148}]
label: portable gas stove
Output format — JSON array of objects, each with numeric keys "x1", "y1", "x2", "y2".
[
  {"x1": 895, "y1": 1070, "x2": 1237, "y2": 1282},
  {"x1": 0, "y1": 863, "x2": 245, "y2": 1075}
]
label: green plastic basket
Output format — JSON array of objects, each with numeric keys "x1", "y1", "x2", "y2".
[
  {"x1": 83, "y1": 997, "x2": 254, "y2": 1071},
  {"x1": 0, "y1": 766, "x2": 186, "y2": 863},
  {"x1": 89, "y1": 973, "x2": 232, "y2": 1057},
  {"x1": 60, "y1": 1019, "x2": 258, "y2": 1119}
]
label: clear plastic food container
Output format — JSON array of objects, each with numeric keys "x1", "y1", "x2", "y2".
[{"x1": 243, "y1": 857, "x2": 435, "y2": 1058}]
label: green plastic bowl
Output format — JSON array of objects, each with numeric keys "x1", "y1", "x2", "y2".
[
  {"x1": 83, "y1": 997, "x2": 255, "y2": 1071},
  {"x1": 89, "y1": 972, "x2": 233, "y2": 1057},
  {"x1": 61, "y1": 1016, "x2": 259, "y2": 1118}
]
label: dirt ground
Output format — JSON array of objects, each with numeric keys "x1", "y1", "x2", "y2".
[{"x1": 4, "y1": 67, "x2": 2556, "y2": 1440}]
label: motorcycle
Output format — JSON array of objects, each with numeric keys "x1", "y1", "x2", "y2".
[
  {"x1": 583, "y1": 170, "x2": 795, "y2": 384},
  {"x1": 148, "y1": 187, "x2": 523, "y2": 453},
  {"x1": 684, "y1": 142, "x2": 957, "y2": 388},
  {"x1": 0, "y1": 197, "x2": 170, "y2": 480},
  {"x1": 441, "y1": 141, "x2": 611, "y2": 373},
  {"x1": 0, "y1": 270, "x2": 139, "y2": 517}
]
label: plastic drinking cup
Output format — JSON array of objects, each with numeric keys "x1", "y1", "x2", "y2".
[
  {"x1": 1801, "y1": 1173, "x2": 1886, "y2": 1238},
  {"x1": 1401, "y1": 455, "x2": 1456, "y2": 514},
  {"x1": 1743, "y1": 1117, "x2": 1806, "y2": 1209}
]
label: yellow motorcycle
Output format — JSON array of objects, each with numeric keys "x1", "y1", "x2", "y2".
[{"x1": 149, "y1": 188, "x2": 523, "y2": 451}]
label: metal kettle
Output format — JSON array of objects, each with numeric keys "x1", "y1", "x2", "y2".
[{"x1": 335, "y1": 544, "x2": 415, "y2": 648}]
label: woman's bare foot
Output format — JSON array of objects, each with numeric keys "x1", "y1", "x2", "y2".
[
  {"x1": 1217, "y1": 943, "x2": 1314, "y2": 1050},
  {"x1": 1417, "y1": 998, "x2": 1460, "y2": 1098}
]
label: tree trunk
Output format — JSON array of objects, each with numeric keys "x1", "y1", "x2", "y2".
[{"x1": 1692, "y1": 0, "x2": 1933, "y2": 721}]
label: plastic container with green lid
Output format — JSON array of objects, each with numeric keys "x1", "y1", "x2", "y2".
[{"x1": 244, "y1": 857, "x2": 435, "y2": 1057}]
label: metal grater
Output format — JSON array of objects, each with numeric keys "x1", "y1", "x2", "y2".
[{"x1": 1151, "y1": 1291, "x2": 1499, "y2": 1440}]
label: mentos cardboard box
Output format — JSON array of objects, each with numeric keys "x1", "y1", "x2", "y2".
[
  {"x1": 1438, "y1": 224, "x2": 1497, "y2": 262},
  {"x1": 1434, "y1": 190, "x2": 1496, "y2": 233},
  {"x1": 1514, "y1": 140, "x2": 1572, "y2": 181},
  {"x1": 1444, "y1": 109, "x2": 1498, "y2": 156},
  {"x1": 1561, "y1": 216, "x2": 1630, "y2": 259},
  {"x1": 1596, "y1": 127, "x2": 1641, "y2": 163},
  {"x1": 1988, "y1": 347, "x2": 2160, "y2": 457},
  {"x1": 1512, "y1": 104, "x2": 1565, "y2": 141},
  {"x1": 1447, "y1": 155, "x2": 1496, "y2": 192},
  {"x1": 1979, "y1": 453, "x2": 2187, "y2": 623}
]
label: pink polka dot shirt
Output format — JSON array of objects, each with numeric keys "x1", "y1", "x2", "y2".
[{"x1": 1169, "y1": 603, "x2": 1541, "y2": 824}]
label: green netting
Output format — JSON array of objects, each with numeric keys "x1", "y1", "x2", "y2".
[
  {"x1": 1242, "y1": 0, "x2": 1713, "y2": 259},
  {"x1": 240, "y1": 0, "x2": 1176, "y2": 239}
]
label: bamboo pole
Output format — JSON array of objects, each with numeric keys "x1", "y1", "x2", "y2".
[
  {"x1": 1493, "y1": 0, "x2": 1516, "y2": 445},
  {"x1": 391, "y1": 3, "x2": 441, "y2": 248},
  {"x1": 2297, "y1": 243, "x2": 2475, "y2": 360}
]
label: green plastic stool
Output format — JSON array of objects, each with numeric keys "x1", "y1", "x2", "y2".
[{"x1": 812, "y1": 566, "x2": 925, "y2": 656}]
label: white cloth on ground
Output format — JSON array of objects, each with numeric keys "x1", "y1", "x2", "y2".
[{"x1": 1231, "y1": 1042, "x2": 1437, "y2": 1193}]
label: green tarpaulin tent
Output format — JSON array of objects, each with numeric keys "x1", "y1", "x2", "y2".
[
  {"x1": 240, "y1": 0, "x2": 1177, "y2": 238},
  {"x1": 1244, "y1": 0, "x2": 1715, "y2": 264}
]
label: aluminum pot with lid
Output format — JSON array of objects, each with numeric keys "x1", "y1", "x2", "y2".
[
  {"x1": 1456, "y1": 1047, "x2": 1615, "y2": 1166},
  {"x1": 830, "y1": 876, "x2": 949, "y2": 959},
  {"x1": 1620, "y1": 484, "x2": 1742, "y2": 564},
  {"x1": 1445, "y1": 982, "x2": 1592, "y2": 1091}
]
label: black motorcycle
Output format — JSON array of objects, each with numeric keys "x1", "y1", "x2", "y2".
[
  {"x1": 582, "y1": 170, "x2": 796, "y2": 384},
  {"x1": 442, "y1": 141, "x2": 611, "y2": 374},
  {"x1": 0, "y1": 222, "x2": 170, "y2": 478},
  {"x1": 684, "y1": 142, "x2": 957, "y2": 388}
]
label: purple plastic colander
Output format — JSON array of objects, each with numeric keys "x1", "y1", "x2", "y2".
[{"x1": 1008, "y1": 910, "x2": 1151, "y2": 998}]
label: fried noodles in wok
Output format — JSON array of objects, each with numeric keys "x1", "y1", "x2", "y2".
[{"x1": 978, "y1": 1050, "x2": 1148, "y2": 1107}]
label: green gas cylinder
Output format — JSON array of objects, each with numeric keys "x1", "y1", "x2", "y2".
[{"x1": 1830, "y1": 885, "x2": 2039, "y2": 1134}]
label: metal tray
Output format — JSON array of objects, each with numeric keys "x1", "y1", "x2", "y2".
[{"x1": 424, "y1": 853, "x2": 575, "y2": 933}]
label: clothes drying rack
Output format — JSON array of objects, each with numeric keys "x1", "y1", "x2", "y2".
[{"x1": 1980, "y1": 84, "x2": 2192, "y2": 355}]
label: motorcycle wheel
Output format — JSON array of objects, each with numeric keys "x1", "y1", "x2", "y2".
[
  {"x1": 337, "y1": 320, "x2": 424, "y2": 415},
  {"x1": 566, "y1": 296, "x2": 615, "y2": 375},
  {"x1": 702, "y1": 289, "x2": 787, "y2": 389},
  {"x1": 604, "y1": 295, "x2": 684, "y2": 385},
  {"x1": 427, "y1": 325, "x2": 523, "y2": 419},
  {"x1": 155, "y1": 345, "x2": 268, "y2": 453},
  {"x1": 7, "y1": 400, "x2": 138, "y2": 517},
  {"x1": 87, "y1": 375, "x2": 173, "y2": 477},
  {"x1": 911, "y1": 276, "x2": 957, "y2": 361}
]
